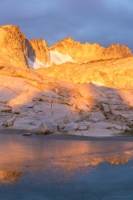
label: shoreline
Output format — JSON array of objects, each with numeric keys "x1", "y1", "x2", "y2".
[{"x1": 0, "y1": 128, "x2": 133, "y2": 142}]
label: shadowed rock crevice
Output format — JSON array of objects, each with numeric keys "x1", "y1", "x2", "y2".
[{"x1": 30, "y1": 39, "x2": 50, "y2": 65}]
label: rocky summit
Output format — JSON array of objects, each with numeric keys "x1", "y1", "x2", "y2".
[
  {"x1": 0, "y1": 25, "x2": 34, "y2": 69},
  {"x1": 0, "y1": 24, "x2": 133, "y2": 137},
  {"x1": 49, "y1": 37, "x2": 132, "y2": 63}
]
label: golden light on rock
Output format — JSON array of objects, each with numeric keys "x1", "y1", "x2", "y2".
[{"x1": 0, "y1": 24, "x2": 133, "y2": 136}]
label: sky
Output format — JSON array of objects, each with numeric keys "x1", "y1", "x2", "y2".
[{"x1": 0, "y1": 0, "x2": 133, "y2": 52}]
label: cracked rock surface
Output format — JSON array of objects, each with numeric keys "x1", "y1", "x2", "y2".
[{"x1": 0, "y1": 63, "x2": 133, "y2": 137}]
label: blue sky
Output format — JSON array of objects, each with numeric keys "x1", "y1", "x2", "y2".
[{"x1": 0, "y1": 0, "x2": 133, "y2": 52}]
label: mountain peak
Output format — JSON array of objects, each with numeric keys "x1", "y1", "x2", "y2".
[
  {"x1": 0, "y1": 24, "x2": 29, "y2": 68},
  {"x1": 0, "y1": 25, "x2": 50, "y2": 69},
  {"x1": 62, "y1": 36, "x2": 74, "y2": 42},
  {"x1": 0, "y1": 24, "x2": 132, "y2": 69},
  {"x1": 0, "y1": 24, "x2": 22, "y2": 37},
  {"x1": 49, "y1": 37, "x2": 132, "y2": 63}
]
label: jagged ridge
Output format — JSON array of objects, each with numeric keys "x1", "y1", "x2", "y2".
[
  {"x1": 49, "y1": 37, "x2": 132, "y2": 63},
  {"x1": 0, "y1": 25, "x2": 132, "y2": 68}
]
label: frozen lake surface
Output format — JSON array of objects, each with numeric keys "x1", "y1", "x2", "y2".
[{"x1": 0, "y1": 130, "x2": 133, "y2": 200}]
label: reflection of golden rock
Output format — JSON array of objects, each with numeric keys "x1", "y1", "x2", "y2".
[
  {"x1": 0, "y1": 170, "x2": 23, "y2": 184},
  {"x1": 109, "y1": 158, "x2": 129, "y2": 165},
  {"x1": 0, "y1": 138, "x2": 132, "y2": 182},
  {"x1": 90, "y1": 158, "x2": 104, "y2": 166},
  {"x1": 89, "y1": 156, "x2": 129, "y2": 167}
]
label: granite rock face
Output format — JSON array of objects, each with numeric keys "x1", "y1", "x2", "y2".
[
  {"x1": 0, "y1": 24, "x2": 133, "y2": 137},
  {"x1": 0, "y1": 25, "x2": 50, "y2": 69},
  {"x1": 0, "y1": 25, "x2": 132, "y2": 69},
  {"x1": 0, "y1": 65, "x2": 133, "y2": 137},
  {"x1": 49, "y1": 37, "x2": 132, "y2": 63},
  {"x1": 30, "y1": 39, "x2": 50, "y2": 65},
  {"x1": 0, "y1": 25, "x2": 34, "y2": 69}
]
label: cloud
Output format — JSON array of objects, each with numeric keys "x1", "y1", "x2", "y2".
[
  {"x1": 0, "y1": 0, "x2": 55, "y2": 23},
  {"x1": 0, "y1": 0, "x2": 133, "y2": 52}
]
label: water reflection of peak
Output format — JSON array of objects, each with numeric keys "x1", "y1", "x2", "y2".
[
  {"x1": 90, "y1": 155, "x2": 129, "y2": 166},
  {"x1": 0, "y1": 170, "x2": 23, "y2": 184},
  {"x1": 53, "y1": 155, "x2": 130, "y2": 172},
  {"x1": 109, "y1": 157, "x2": 129, "y2": 165},
  {"x1": 0, "y1": 135, "x2": 133, "y2": 177}
]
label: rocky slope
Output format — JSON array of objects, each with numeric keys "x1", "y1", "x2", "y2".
[
  {"x1": 1, "y1": 63, "x2": 133, "y2": 137},
  {"x1": 0, "y1": 24, "x2": 133, "y2": 137},
  {"x1": 36, "y1": 57, "x2": 133, "y2": 87},
  {"x1": 49, "y1": 37, "x2": 132, "y2": 63}
]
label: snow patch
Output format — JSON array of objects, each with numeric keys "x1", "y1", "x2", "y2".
[
  {"x1": 28, "y1": 51, "x2": 75, "y2": 70},
  {"x1": 49, "y1": 50, "x2": 75, "y2": 65},
  {"x1": 28, "y1": 57, "x2": 46, "y2": 70},
  {"x1": 91, "y1": 81, "x2": 104, "y2": 86}
]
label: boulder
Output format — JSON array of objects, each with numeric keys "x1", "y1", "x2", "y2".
[
  {"x1": 122, "y1": 126, "x2": 131, "y2": 131},
  {"x1": 91, "y1": 122, "x2": 122, "y2": 131},
  {"x1": 110, "y1": 105, "x2": 119, "y2": 110},
  {"x1": 12, "y1": 104, "x2": 26, "y2": 114},
  {"x1": 50, "y1": 103, "x2": 72, "y2": 124},
  {"x1": 0, "y1": 104, "x2": 11, "y2": 112},
  {"x1": 36, "y1": 121, "x2": 57, "y2": 134},
  {"x1": 23, "y1": 132, "x2": 32, "y2": 136},
  {"x1": 79, "y1": 125, "x2": 88, "y2": 130},
  {"x1": 0, "y1": 112, "x2": 13, "y2": 127},
  {"x1": 19, "y1": 111, "x2": 36, "y2": 118},
  {"x1": 23, "y1": 102, "x2": 34, "y2": 108},
  {"x1": 13, "y1": 116, "x2": 40, "y2": 130},
  {"x1": 33, "y1": 102, "x2": 52, "y2": 117},
  {"x1": 91, "y1": 122, "x2": 111, "y2": 129},
  {"x1": 6, "y1": 117, "x2": 16, "y2": 126},
  {"x1": 102, "y1": 104, "x2": 110, "y2": 112},
  {"x1": 89, "y1": 111, "x2": 105, "y2": 122},
  {"x1": 111, "y1": 110, "x2": 121, "y2": 115},
  {"x1": 63, "y1": 122, "x2": 79, "y2": 132},
  {"x1": 79, "y1": 121, "x2": 92, "y2": 127}
]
